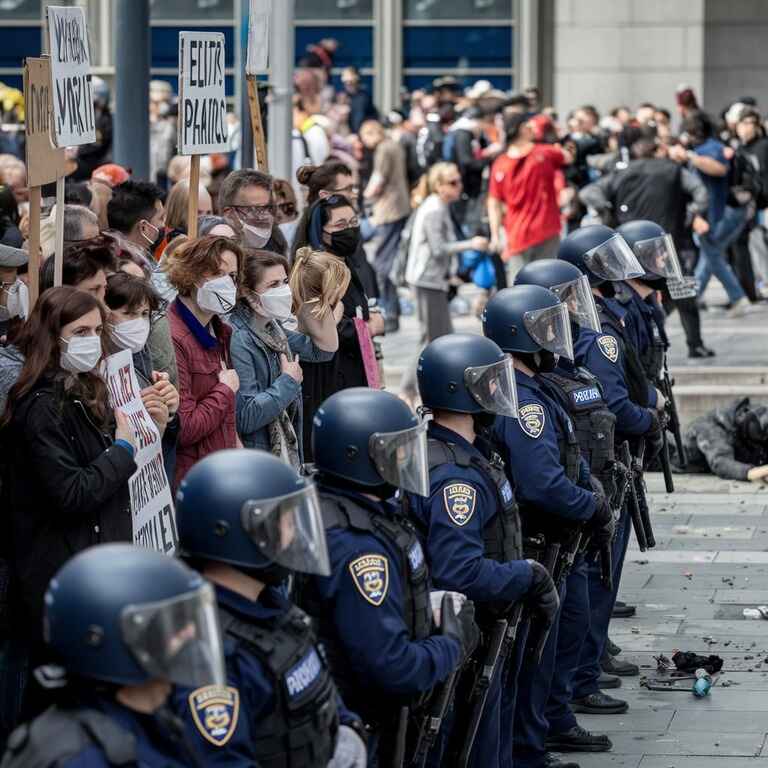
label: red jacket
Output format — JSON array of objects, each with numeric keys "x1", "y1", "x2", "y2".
[{"x1": 168, "y1": 299, "x2": 236, "y2": 487}]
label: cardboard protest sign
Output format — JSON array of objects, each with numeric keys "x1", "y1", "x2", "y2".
[
  {"x1": 246, "y1": 0, "x2": 270, "y2": 74},
  {"x1": 46, "y1": 5, "x2": 96, "y2": 147},
  {"x1": 104, "y1": 350, "x2": 177, "y2": 555},
  {"x1": 178, "y1": 31, "x2": 228, "y2": 155}
]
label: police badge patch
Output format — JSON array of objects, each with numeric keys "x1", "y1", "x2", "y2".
[
  {"x1": 349, "y1": 554, "x2": 389, "y2": 606},
  {"x1": 443, "y1": 483, "x2": 477, "y2": 526},
  {"x1": 518, "y1": 403, "x2": 545, "y2": 439},
  {"x1": 188, "y1": 685, "x2": 240, "y2": 747},
  {"x1": 597, "y1": 335, "x2": 619, "y2": 363}
]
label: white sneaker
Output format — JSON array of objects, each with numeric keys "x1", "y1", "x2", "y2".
[{"x1": 727, "y1": 296, "x2": 751, "y2": 317}]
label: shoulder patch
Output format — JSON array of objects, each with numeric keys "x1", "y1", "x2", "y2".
[
  {"x1": 349, "y1": 554, "x2": 389, "y2": 606},
  {"x1": 443, "y1": 483, "x2": 477, "y2": 526},
  {"x1": 518, "y1": 403, "x2": 545, "y2": 439},
  {"x1": 188, "y1": 685, "x2": 240, "y2": 747},
  {"x1": 597, "y1": 334, "x2": 619, "y2": 363}
]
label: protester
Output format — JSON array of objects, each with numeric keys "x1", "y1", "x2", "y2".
[
  {"x1": 273, "y1": 177, "x2": 300, "y2": 247},
  {"x1": 40, "y1": 240, "x2": 116, "y2": 301},
  {"x1": 164, "y1": 178, "x2": 214, "y2": 232},
  {"x1": 0, "y1": 242, "x2": 27, "y2": 342},
  {"x1": 341, "y1": 66, "x2": 379, "y2": 134},
  {"x1": 198, "y1": 214, "x2": 237, "y2": 238},
  {"x1": 106, "y1": 180, "x2": 166, "y2": 260},
  {"x1": 62, "y1": 204, "x2": 100, "y2": 247},
  {"x1": 164, "y1": 235, "x2": 242, "y2": 486},
  {"x1": 218, "y1": 168, "x2": 277, "y2": 251}
]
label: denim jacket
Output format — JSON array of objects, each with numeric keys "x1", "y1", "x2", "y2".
[{"x1": 228, "y1": 303, "x2": 335, "y2": 457}]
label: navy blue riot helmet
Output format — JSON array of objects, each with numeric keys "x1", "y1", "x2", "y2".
[
  {"x1": 176, "y1": 449, "x2": 330, "y2": 577},
  {"x1": 313, "y1": 387, "x2": 430, "y2": 497},
  {"x1": 44, "y1": 544, "x2": 226, "y2": 688},
  {"x1": 515, "y1": 259, "x2": 601, "y2": 332},
  {"x1": 417, "y1": 333, "x2": 518, "y2": 416},
  {"x1": 482, "y1": 285, "x2": 574, "y2": 360},
  {"x1": 616, "y1": 220, "x2": 683, "y2": 282},
  {"x1": 558, "y1": 224, "x2": 643, "y2": 286}
]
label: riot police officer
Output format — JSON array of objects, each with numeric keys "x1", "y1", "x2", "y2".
[
  {"x1": 482, "y1": 286, "x2": 613, "y2": 768},
  {"x1": 172, "y1": 448, "x2": 366, "y2": 768},
  {"x1": 2, "y1": 544, "x2": 226, "y2": 767},
  {"x1": 303, "y1": 387, "x2": 480, "y2": 766},
  {"x1": 410, "y1": 333, "x2": 560, "y2": 768},
  {"x1": 559, "y1": 226, "x2": 664, "y2": 713}
]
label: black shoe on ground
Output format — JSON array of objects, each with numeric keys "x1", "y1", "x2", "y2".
[
  {"x1": 571, "y1": 692, "x2": 629, "y2": 715},
  {"x1": 546, "y1": 725, "x2": 612, "y2": 753},
  {"x1": 543, "y1": 753, "x2": 580, "y2": 768},
  {"x1": 689, "y1": 344, "x2": 716, "y2": 358},
  {"x1": 606, "y1": 637, "x2": 622, "y2": 656},
  {"x1": 601, "y1": 654, "x2": 639, "y2": 677},
  {"x1": 611, "y1": 601, "x2": 636, "y2": 618},
  {"x1": 597, "y1": 672, "x2": 621, "y2": 689}
]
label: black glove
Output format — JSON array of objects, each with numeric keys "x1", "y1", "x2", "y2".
[
  {"x1": 591, "y1": 490, "x2": 613, "y2": 529},
  {"x1": 441, "y1": 594, "x2": 480, "y2": 662},
  {"x1": 644, "y1": 409, "x2": 664, "y2": 462},
  {"x1": 525, "y1": 560, "x2": 560, "y2": 625}
]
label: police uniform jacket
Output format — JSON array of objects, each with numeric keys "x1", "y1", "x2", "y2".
[
  {"x1": 408, "y1": 422, "x2": 533, "y2": 605},
  {"x1": 623, "y1": 288, "x2": 661, "y2": 408},
  {"x1": 492, "y1": 369, "x2": 595, "y2": 522}
]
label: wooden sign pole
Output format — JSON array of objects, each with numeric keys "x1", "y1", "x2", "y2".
[
  {"x1": 27, "y1": 187, "x2": 41, "y2": 307},
  {"x1": 187, "y1": 155, "x2": 200, "y2": 239},
  {"x1": 53, "y1": 175, "x2": 65, "y2": 286},
  {"x1": 246, "y1": 75, "x2": 268, "y2": 172}
]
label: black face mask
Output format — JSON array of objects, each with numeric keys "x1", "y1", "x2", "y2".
[
  {"x1": 534, "y1": 350, "x2": 558, "y2": 373},
  {"x1": 473, "y1": 412, "x2": 497, "y2": 432},
  {"x1": 600, "y1": 282, "x2": 616, "y2": 299},
  {"x1": 329, "y1": 227, "x2": 361, "y2": 258}
]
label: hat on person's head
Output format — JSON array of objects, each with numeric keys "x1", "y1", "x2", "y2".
[
  {"x1": 92, "y1": 164, "x2": 131, "y2": 189},
  {"x1": 0, "y1": 241, "x2": 27, "y2": 268},
  {"x1": 466, "y1": 80, "x2": 493, "y2": 100}
]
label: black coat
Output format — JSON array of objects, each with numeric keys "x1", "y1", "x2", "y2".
[{"x1": 2, "y1": 379, "x2": 136, "y2": 631}]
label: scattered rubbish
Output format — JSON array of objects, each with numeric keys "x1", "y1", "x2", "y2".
[
  {"x1": 631, "y1": 626, "x2": 640, "y2": 634},
  {"x1": 722, "y1": 576, "x2": 735, "y2": 586},
  {"x1": 636, "y1": 559, "x2": 649, "y2": 565},
  {"x1": 672, "y1": 651, "x2": 723, "y2": 674},
  {"x1": 684, "y1": 571, "x2": 693, "y2": 580},
  {"x1": 743, "y1": 609, "x2": 764, "y2": 620},
  {"x1": 693, "y1": 669, "x2": 713, "y2": 697}
]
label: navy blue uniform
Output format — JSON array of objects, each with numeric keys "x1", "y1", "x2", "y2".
[
  {"x1": 623, "y1": 288, "x2": 661, "y2": 407},
  {"x1": 409, "y1": 422, "x2": 532, "y2": 768}
]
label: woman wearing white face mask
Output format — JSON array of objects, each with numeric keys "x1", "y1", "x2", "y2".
[
  {"x1": 228, "y1": 248, "x2": 349, "y2": 466},
  {"x1": 2, "y1": 286, "x2": 138, "y2": 655}
]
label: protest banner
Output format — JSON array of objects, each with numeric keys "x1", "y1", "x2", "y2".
[
  {"x1": 104, "y1": 350, "x2": 178, "y2": 555},
  {"x1": 46, "y1": 5, "x2": 95, "y2": 288},
  {"x1": 178, "y1": 30, "x2": 228, "y2": 238},
  {"x1": 246, "y1": 0, "x2": 269, "y2": 170},
  {"x1": 23, "y1": 56, "x2": 67, "y2": 309}
]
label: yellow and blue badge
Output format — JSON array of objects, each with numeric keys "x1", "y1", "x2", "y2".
[
  {"x1": 349, "y1": 554, "x2": 389, "y2": 606},
  {"x1": 188, "y1": 685, "x2": 240, "y2": 747},
  {"x1": 443, "y1": 483, "x2": 477, "y2": 526},
  {"x1": 597, "y1": 334, "x2": 619, "y2": 363},
  {"x1": 519, "y1": 403, "x2": 545, "y2": 439}
]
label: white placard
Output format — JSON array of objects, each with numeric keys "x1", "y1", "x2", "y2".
[
  {"x1": 47, "y1": 5, "x2": 96, "y2": 147},
  {"x1": 105, "y1": 350, "x2": 177, "y2": 555},
  {"x1": 246, "y1": 0, "x2": 270, "y2": 74},
  {"x1": 178, "y1": 31, "x2": 228, "y2": 155}
]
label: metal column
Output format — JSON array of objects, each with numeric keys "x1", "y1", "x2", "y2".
[
  {"x1": 113, "y1": 0, "x2": 150, "y2": 180},
  {"x1": 267, "y1": 0, "x2": 294, "y2": 181}
]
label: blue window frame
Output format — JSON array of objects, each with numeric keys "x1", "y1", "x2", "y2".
[
  {"x1": 0, "y1": 26, "x2": 41, "y2": 68},
  {"x1": 295, "y1": 26, "x2": 373, "y2": 69},
  {"x1": 403, "y1": 26, "x2": 512, "y2": 69},
  {"x1": 151, "y1": 26, "x2": 235, "y2": 69}
]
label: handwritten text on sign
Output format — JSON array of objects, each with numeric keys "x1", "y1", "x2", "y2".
[
  {"x1": 47, "y1": 6, "x2": 96, "y2": 147},
  {"x1": 178, "y1": 31, "x2": 228, "y2": 155},
  {"x1": 104, "y1": 351, "x2": 177, "y2": 555}
]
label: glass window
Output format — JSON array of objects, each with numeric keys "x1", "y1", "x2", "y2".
[
  {"x1": 296, "y1": 0, "x2": 373, "y2": 20},
  {"x1": 150, "y1": 0, "x2": 234, "y2": 21},
  {"x1": 404, "y1": 73, "x2": 512, "y2": 93},
  {"x1": 295, "y1": 26, "x2": 372, "y2": 68},
  {"x1": 0, "y1": 25, "x2": 40, "y2": 67},
  {"x1": 0, "y1": 0, "x2": 40, "y2": 21},
  {"x1": 404, "y1": 26, "x2": 512, "y2": 69},
  {"x1": 152, "y1": 26, "x2": 234, "y2": 68},
  {"x1": 404, "y1": 0, "x2": 512, "y2": 21}
]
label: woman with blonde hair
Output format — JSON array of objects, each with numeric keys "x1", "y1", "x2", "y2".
[{"x1": 228, "y1": 246, "x2": 349, "y2": 466}]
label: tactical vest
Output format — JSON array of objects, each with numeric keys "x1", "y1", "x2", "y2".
[
  {"x1": 312, "y1": 491, "x2": 432, "y2": 726},
  {"x1": 639, "y1": 318, "x2": 665, "y2": 383},
  {"x1": 218, "y1": 604, "x2": 338, "y2": 768},
  {"x1": 596, "y1": 305, "x2": 649, "y2": 409}
]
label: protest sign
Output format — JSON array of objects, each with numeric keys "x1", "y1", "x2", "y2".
[
  {"x1": 23, "y1": 56, "x2": 67, "y2": 308},
  {"x1": 105, "y1": 350, "x2": 177, "y2": 555},
  {"x1": 246, "y1": 0, "x2": 269, "y2": 170},
  {"x1": 46, "y1": 5, "x2": 96, "y2": 147}
]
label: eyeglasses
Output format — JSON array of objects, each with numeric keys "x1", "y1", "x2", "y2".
[
  {"x1": 232, "y1": 204, "x2": 277, "y2": 218},
  {"x1": 324, "y1": 217, "x2": 360, "y2": 233}
]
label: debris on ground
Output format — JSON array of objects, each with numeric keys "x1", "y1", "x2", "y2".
[{"x1": 672, "y1": 651, "x2": 723, "y2": 674}]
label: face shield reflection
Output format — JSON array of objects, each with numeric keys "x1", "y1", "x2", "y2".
[
  {"x1": 121, "y1": 583, "x2": 226, "y2": 688},
  {"x1": 632, "y1": 234, "x2": 683, "y2": 280},
  {"x1": 583, "y1": 234, "x2": 644, "y2": 281},
  {"x1": 523, "y1": 301, "x2": 574, "y2": 360},
  {"x1": 241, "y1": 484, "x2": 331, "y2": 576},
  {"x1": 369, "y1": 421, "x2": 429, "y2": 497},
  {"x1": 550, "y1": 275, "x2": 601, "y2": 332},
  {"x1": 464, "y1": 356, "x2": 519, "y2": 417}
]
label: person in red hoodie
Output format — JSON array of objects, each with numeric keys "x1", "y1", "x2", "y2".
[{"x1": 164, "y1": 235, "x2": 243, "y2": 486}]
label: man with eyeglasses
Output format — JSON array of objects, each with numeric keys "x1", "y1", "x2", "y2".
[{"x1": 219, "y1": 169, "x2": 279, "y2": 252}]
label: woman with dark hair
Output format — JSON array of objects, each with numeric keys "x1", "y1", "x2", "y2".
[{"x1": 1, "y1": 286, "x2": 137, "y2": 644}]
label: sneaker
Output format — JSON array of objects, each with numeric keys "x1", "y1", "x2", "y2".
[
  {"x1": 727, "y1": 296, "x2": 751, "y2": 318},
  {"x1": 572, "y1": 692, "x2": 629, "y2": 715},
  {"x1": 546, "y1": 725, "x2": 612, "y2": 753}
]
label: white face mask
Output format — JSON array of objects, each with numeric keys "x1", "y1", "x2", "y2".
[
  {"x1": 111, "y1": 317, "x2": 151, "y2": 354},
  {"x1": 0, "y1": 280, "x2": 28, "y2": 321},
  {"x1": 197, "y1": 275, "x2": 237, "y2": 315},
  {"x1": 60, "y1": 335, "x2": 103, "y2": 373},
  {"x1": 240, "y1": 220, "x2": 272, "y2": 249},
  {"x1": 258, "y1": 284, "x2": 293, "y2": 320}
]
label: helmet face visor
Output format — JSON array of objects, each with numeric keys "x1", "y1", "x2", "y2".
[
  {"x1": 369, "y1": 420, "x2": 429, "y2": 497},
  {"x1": 523, "y1": 301, "x2": 574, "y2": 361},
  {"x1": 583, "y1": 233, "x2": 644, "y2": 281},
  {"x1": 240, "y1": 484, "x2": 331, "y2": 577},
  {"x1": 550, "y1": 274, "x2": 601, "y2": 332},
  {"x1": 121, "y1": 583, "x2": 226, "y2": 688},
  {"x1": 632, "y1": 234, "x2": 683, "y2": 280},
  {"x1": 464, "y1": 356, "x2": 519, "y2": 417}
]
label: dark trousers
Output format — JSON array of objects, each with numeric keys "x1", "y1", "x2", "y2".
[
  {"x1": 373, "y1": 218, "x2": 407, "y2": 325},
  {"x1": 501, "y1": 620, "x2": 529, "y2": 768},
  {"x1": 729, "y1": 226, "x2": 759, "y2": 302}
]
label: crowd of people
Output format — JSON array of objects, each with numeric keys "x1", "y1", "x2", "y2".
[{"x1": 2, "y1": 41, "x2": 768, "y2": 767}]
